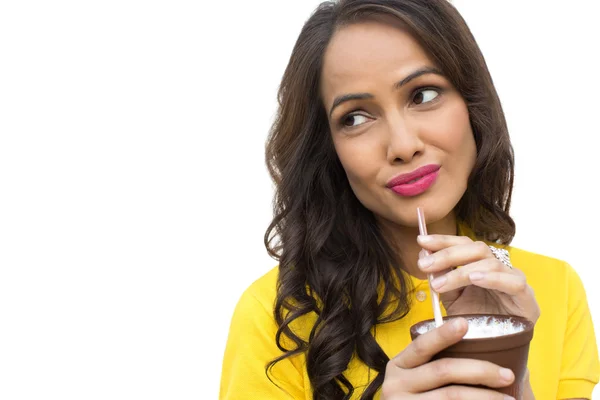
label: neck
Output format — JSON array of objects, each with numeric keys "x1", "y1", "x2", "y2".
[{"x1": 378, "y1": 211, "x2": 458, "y2": 280}]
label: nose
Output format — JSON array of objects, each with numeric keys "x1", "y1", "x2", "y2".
[{"x1": 385, "y1": 117, "x2": 425, "y2": 164}]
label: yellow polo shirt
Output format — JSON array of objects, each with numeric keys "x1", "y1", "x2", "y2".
[{"x1": 220, "y1": 245, "x2": 600, "y2": 399}]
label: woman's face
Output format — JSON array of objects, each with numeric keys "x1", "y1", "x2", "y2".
[{"x1": 320, "y1": 19, "x2": 477, "y2": 228}]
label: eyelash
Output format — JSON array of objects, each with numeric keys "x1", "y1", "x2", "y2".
[{"x1": 338, "y1": 86, "x2": 443, "y2": 129}]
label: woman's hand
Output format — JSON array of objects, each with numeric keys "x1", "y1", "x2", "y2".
[
  {"x1": 417, "y1": 235, "x2": 540, "y2": 324},
  {"x1": 382, "y1": 317, "x2": 516, "y2": 399}
]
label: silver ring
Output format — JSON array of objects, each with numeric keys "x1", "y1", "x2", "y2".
[{"x1": 488, "y1": 245, "x2": 513, "y2": 269}]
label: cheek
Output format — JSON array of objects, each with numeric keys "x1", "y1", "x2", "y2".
[
  {"x1": 453, "y1": 112, "x2": 477, "y2": 169},
  {"x1": 427, "y1": 101, "x2": 476, "y2": 164},
  {"x1": 333, "y1": 136, "x2": 381, "y2": 187}
]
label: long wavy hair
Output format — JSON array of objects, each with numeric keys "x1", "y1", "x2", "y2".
[{"x1": 264, "y1": 0, "x2": 515, "y2": 398}]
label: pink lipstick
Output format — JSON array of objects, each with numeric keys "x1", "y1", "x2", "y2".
[{"x1": 386, "y1": 164, "x2": 440, "y2": 197}]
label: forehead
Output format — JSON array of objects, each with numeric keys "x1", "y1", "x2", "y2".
[{"x1": 320, "y1": 20, "x2": 436, "y2": 102}]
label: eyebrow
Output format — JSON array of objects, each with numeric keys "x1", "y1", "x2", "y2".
[{"x1": 328, "y1": 66, "x2": 445, "y2": 118}]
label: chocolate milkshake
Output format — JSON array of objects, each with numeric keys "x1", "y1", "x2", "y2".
[{"x1": 410, "y1": 314, "x2": 534, "y2": 399}]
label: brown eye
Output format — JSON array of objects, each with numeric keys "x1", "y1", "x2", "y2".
[
  {"x1": 413, "y1": 88, "x2": 440, "y2": 105},
  {"x1": 342, "y1": 113, "x2": 369, "y2": 127}
]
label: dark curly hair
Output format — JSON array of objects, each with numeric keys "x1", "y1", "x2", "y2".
[{"x1": 264, "y1": 0, "x2": 515, "y2": 398}]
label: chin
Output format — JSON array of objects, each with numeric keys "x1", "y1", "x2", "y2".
[
  {"x1": 356, "y1": 185, "x2": 463, "y2": 229},
  {"x1": 381, "y1": 198, "x2": 458, "y2": 230}
]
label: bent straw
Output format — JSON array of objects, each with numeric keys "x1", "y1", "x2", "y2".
[{"x1": 417, "y1": 207, "x2": 444, "y2": 328}]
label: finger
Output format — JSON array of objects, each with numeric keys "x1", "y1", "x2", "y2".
[
  {"x1": 418, "y1": 240, "x2": 491, "y2": 273},
  {"x1": 402, "y1": 358, "x2": 514, "y2": 392},
  {"x1": 416, "y1": 234, "x2": 473, "y2": 251},
  {"x1": 421, "y1": 385, "x2": 514, "y2": 400},
  {"x1": 429, "y1": 258, "x2": 507, "y2": 293},
  {"x1": 468, "y1": 270, "x2": 532, "y2": 297},
  {"x1": 392, "y1": 318, "x2": 467, "y2": 369}
]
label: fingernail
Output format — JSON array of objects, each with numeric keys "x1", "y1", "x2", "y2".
[
  {"x1": 499, "y1": 368, "x2": 514, "y2": 382},
  {"x1": 451, "y1": 318, "x2": 465, "y2": 332},
  {"x1": 431, "y1": 275, "x2": 447, "y2": 289},
  {"x1": 418, "y1": 255, "x2": 434, "y2": 269},
  {"x1": 504, "y1": 396, "x2": 515, "y2": 400},
  {"x1": 417, "y1": 235, "x2": 432, "y2": 243},
  {"x1": 469, "y1": 272, "x2": 485, "y2": 281}
]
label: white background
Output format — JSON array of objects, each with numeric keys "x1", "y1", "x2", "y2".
[{"x1": 1, "y1": 0, "x2": 598, "y2": 399}]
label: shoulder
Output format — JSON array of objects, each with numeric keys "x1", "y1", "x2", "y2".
[
  {"x1": 503, "y1": 244, "x2": 574, "y2": 279},
  {"x1": 501, "y1": 244, "x2": 586, "y2": 304},
  {"x1": 225, "y1": 266, "x2": 280, "y2": 348},
  {"x1": 505, "y1": 245, "x2": 569, "y2": 271},
  {"x1": 228, "y1": 265, "x2": 315, "y2": 354},
  {"x1": 244, "y1": 265, "x2": 279, "y2": 306},
  {"x1": 504, "y1": 246, "x2": 577, "y2": 283},
  {"x1": 234, "y1": 265, "x2": 279, "y2": 317},
  {"x1": 502, "y1": 246, "x2": 599, "y2": 397}
]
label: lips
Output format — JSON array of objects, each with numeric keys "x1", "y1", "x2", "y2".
[
  {"x1": 386, "y1": 164, "x2": 440, "y2": 197},
  {"x1": 386, "y1": 164, "x2": 441, "y2": 187}
]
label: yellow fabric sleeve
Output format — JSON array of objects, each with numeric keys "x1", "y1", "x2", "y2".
[
  {"x1": 220, "y1": 287, "x2": 305, "y2": 400},
  {"x1": 556, "y1": 263, "x2": 600, "y2": 399}
]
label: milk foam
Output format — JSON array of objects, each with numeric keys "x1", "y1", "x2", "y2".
[{"x1": 416, "y1": 316, "x2": 525, "y2": 339}]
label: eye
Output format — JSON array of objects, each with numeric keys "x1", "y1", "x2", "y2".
[
  {"x1": 413, "y1": 88, "x2": 440, "y2": 105},
  {"x1": 341, "y1": 113, "x2": 371, "y2": 128}
]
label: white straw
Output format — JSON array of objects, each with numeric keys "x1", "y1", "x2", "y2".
[{"x1": 417, "y1": 207, "x2": 444, "y2": 328}]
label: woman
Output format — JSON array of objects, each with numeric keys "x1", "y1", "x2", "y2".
[{"x1": 220, "y1": 0, "x2": 599, "y2": 399}]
